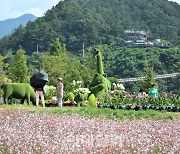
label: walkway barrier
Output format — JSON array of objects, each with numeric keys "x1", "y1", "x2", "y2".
[{"x1": 117, "y1": 73, "x2": 179, "y2": 83}]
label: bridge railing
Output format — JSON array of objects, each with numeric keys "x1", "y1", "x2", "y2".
[{"x1": 117, "y1": 73, "x2": 179, "y2": 83}]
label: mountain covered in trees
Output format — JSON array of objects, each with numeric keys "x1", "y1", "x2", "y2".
[
  {"x1": 0, "y1": 14, "x2": 37, "y2": 39},
  {"x1": 0, "y1": 0, "x2": 180, "y2": 55}
]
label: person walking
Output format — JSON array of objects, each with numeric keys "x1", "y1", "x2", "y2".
[
  {"x1": 36, "y1": 87, "x2": 45, "y2": 107},
  {"x1": 57, "y1": 77, "x2": 63, "y2": 107},
  {"x1": 149, "y1": 84, "x2": 158, "y2": 98}
]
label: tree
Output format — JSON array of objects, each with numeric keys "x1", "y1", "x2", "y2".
[
  {"x1": 41, "y1": 54, "x2": 95, "y2": 92},
  {"x1": 41, "y1": 40, "x2": 95, "y2": 91},
  {"x1": 41, "y1": 55, "x2": 68, "y2": 87},
  {"x1": 0, "y1": 56, "x2": 7, "y2": 96},
  {"x1": 50, "y1": 38, "x2": 67, "y2": 56},
  {"x1": 7, "y1": 49, "x2": 29, "y2": 83},
  {"x1": 142, "y1": 64, "x2": 157, "y2": 93}
]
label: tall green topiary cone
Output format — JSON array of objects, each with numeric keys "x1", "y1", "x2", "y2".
[{"x1": 88, "y1": 94, "x2": 97, "y2": 108}]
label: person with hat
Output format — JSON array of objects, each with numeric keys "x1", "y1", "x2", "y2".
[{"x1": 56, "y1": 77, "x2": 63, "y2": 107}]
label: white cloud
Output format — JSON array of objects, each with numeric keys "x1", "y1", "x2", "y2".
[
  {"x1": 18, "y1": 8, "x2": 44, "y2": 17},
  {"x1": 0, "y1": 0, "x2": 60, "y2": 21}
]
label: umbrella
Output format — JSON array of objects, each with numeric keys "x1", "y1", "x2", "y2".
[{"x1": 30, "y1": 71, "x2": 48, "y2": 89}]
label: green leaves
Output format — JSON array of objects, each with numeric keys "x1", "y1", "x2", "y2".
[
  {"x1": 142, "y1": 64, "x2": 156, "y2": 93},
  {"x1": 7, "y1": 49, "x2": 29, "y2": 83},
  {"x1": 50, "y1": 38, "x2": 67, "y2": 56},
  {"x1": 0, "y1": 56, "x2": 7, "y2": 96}
]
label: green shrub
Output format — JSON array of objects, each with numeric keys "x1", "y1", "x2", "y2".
[
  {"x1": 74, "y1": 88, "x2": 90, "y2": 102},
  {"x1": 88, "y1": 94, "x2": 97, "y2": 108},
  {"x1": 44, "y1": 85, "x2": 56, "y2": 100},
  {"x1": 67, "y1": 92, "x2": 75, "y2": 101},
  {"x1": 81, "y1": 102, "x2": 88, "y2": 107},
  {"x1": 76, "y1": 101, "x2": 88, "y2": 107}
]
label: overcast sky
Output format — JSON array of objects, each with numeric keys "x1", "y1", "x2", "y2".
[{"x1": 0, "y1": 0, "x2": 179, "y2": 21}]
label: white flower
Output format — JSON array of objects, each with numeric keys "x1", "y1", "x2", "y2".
[
  {"x1": 113, "y1": 83, "x2": 116, "y2": 85},
  {"x1": 74, "y1": 88, "x2": 91, "y2": 94},
  {"x1": 118, "y1": 84, "x2": 125, "y2": 90}
]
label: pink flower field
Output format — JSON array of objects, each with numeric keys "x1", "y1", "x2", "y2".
[{"x1": 0, "y1": 111, "x2": 180, "y2": 154}]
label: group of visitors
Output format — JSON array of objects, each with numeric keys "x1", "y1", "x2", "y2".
[
  {"x1": 35, "y1": 79, "x2": 158, "y2": 107},
  {"x1": 35, "y1": 77, "x2": 64, "y2": 108},
  {"x1": 138, "y1": 84, "x2": 158, "y2": 98}
]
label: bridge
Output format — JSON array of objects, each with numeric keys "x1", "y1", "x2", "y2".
[{"x1": 117, "y1": 73, "x2": 179, "y2": 83}]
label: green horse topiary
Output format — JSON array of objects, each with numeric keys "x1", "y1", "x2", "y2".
[
  {"x1": 3, "y1": 83, "x2": 36, "y2": 105},
  {"x1": 89, "y1": 48, "x2": 111, "y2": 98}
]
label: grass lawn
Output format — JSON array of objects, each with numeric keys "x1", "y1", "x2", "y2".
[{"x1": 0, "y1": 104, "x2": 180, "y2": 120}]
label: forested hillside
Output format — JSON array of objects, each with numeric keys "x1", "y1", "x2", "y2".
[{"x1": 0, "y1": 0, "x2": 180, "y2": 55}]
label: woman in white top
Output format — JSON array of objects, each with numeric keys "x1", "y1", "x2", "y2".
[{"x1": 138, "y1": 88, "x2": 147, "y2": 98}]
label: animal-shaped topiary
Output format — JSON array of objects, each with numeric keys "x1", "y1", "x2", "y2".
[
  {"x1": 89, "y1": 48, "x2": 111, "y2": 98},
  {"x1": 3, "y1": 83, "x2": 36, "y2": 105}
]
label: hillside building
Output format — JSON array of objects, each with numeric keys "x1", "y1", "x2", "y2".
[{"x1": 123, "y1": 30, "x2": 172, "y2": 48}]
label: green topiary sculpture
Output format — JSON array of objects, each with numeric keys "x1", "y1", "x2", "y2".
[
  {"x1": 88, "y1": 94, "x2": 97, "y2": 108},
  {"x1": 3, "y1": 83, "x2": 36, "y2": 105},
  {"x1": 89, "y1": 48, "x2": 111, "y2": 98}
]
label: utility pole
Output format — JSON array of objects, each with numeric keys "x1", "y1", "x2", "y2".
[
  {"x1": 37, "y1": 44, "x2": 39, "y2": 53},
  {"x1": 152, "y1": 51, "x2": 154, "y2": 70},
  {"x1": 82, "y1": 42, "x2": 85, "y2": 58}
]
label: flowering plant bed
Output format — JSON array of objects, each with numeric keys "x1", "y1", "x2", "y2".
[
  {"x1": 98, "y1": 91, "x2": 180, "y2": 112},
  {"x1": 45, "y1": 103, "x2": 57, "y2": 107},
  {"x1": 63, "y1": 100, "x2": 76, "y2": 107},
  {"x1": 98, "y1": 104, "x2": 180, "y2": 112},
  {"x1": 44, "y1": 97, "x2": 57, "y2": 107}
]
